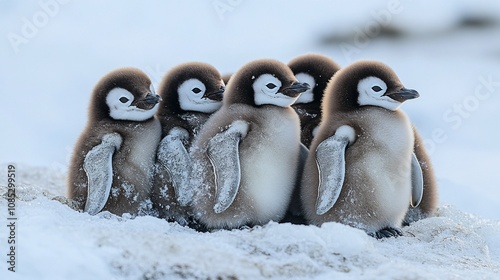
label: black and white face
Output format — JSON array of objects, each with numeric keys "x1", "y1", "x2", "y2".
[
  {"x1": 106, "y1": 84, "x2": 161, "y2": 121},
  {"x1": 177, "y1": 78, "x2": 223, "y2": 113},
  {"x1": 357, "y1": 76, "x2": 401, "y2": 111},
  {"x1": 293, "y1": 72, "x2": 315, "y2": 104},
  {"x1": 253, "y1": 74, "x2": 300, "y2": 107}
]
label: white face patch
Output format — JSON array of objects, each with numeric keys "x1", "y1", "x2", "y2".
[
  {"x1": 357, "y1": 76, "x2": 401, "y2": 111},
  {"x1": 253, "y1": 74, "x2": 297, "y2": 107},
  {"x1": 106, "y1": 88, "x2": 158, "y2": 121},
  {"x1": 178, "y1": 78, "x2": 222, "y2": 113},
  {"x1": 294, "y1": 73, "x2": 315, "y2": 104}
]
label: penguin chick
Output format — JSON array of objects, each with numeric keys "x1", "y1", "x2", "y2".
[
  {"x1": 289, "y1": 53, "x2": 341, "y2": 148},
  {"x1": 190, "y1": 59, "x2": 310, "y2": 230},
  {"x1": 282, "y1": 53, "x2": 341, "y2": 225},
  {"x1": 151, "y1": 62, "x2": 225, "y2": 226},
  {"x1": 68, "y1": 67, "x2": 162, "y2": 216},
  {"x1": 301, "y1": 60, "x2": 422, "y2": 238}
]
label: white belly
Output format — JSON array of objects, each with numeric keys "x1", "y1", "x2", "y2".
[
  {"x1": 128, "y1": 119, "x2": 162, "y2": 177},
  {"x1": 355, "y1": 108, "x2": 414, "y2": 226},
  {"x1": 363, "y1": 152, "x2": 412, "y2": 223},
  {"x1": 240, "y1": 109, "x2": 300, "y2": 221}
]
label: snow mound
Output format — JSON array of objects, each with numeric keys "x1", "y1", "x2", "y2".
[{"x1": 0, "y1": 165, "x2": 499, "y2": 279}]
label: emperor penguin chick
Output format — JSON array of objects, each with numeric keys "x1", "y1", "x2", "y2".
[
  {"x1": 68, "y1": 68, "x2": 162, "y2": 216},
  {"x1": 289, "y1": 53, "x2": 341, "y2": 148},
  {"x1": 151, "y1": 62, "x2": 225, "y2": 225},
  {"x1": 301, "y1": 60, "x2": 423, "y2": 238},
  {"x1": 282, "y1": 54, "x2": 341, "y2": 225},
  {"x1": 190, "y1": 59, "x2": 310, "y2": 230}
]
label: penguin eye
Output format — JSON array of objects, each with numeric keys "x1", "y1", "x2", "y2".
[
  {"x1": 119, "y1": 97, "x2": 129, "y2": 103},
  {"x1": 192, "y1": 88, "x2": 202, "y2": 94},
  {"x1": 372, "y1": 86, "x2": 383, "y2": 92},
  {"x1": 266, "y1": 83, "x2": 277, "y2": 89}
]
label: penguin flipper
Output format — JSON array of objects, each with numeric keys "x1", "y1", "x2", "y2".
[
  {"x1": 207, "y1": 120, "x2": 249, "y2": 214},
  {"x1": 83, "y1": 133, "x2": 122, "y2": 215},
  {"x1": 410, "y1": 153, "x2": 424, "y2": 207},
  {"x1": 315, "y1": 125, "x2": 355, "y2": 215},
  {"x1": 157, "y1": 127, "x2": 192, "y2": 206}
]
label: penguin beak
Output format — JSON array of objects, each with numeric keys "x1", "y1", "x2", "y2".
[
  {"x1": 142, "y1": 93, "x2": 162, "y2": 104},
  {"x1": 202, "y1": 86, "x2": 225, "y2": 102},
  {"x1": 281, "y1": 82, "x2": 311, "y2": 97},
  {"x1": 386, "y1": 87, "x2": 419, "y2": 102}
]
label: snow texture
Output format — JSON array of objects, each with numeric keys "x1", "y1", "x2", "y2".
[
  {"x1": 1, "y1": 165, "x2": 500, "y2": 279},
  {"x1": 207, "y1": 121, "x2": 249, "y2": 213},
  {"x1": 83, "y1": 133, "x2": 122, "y2": 215},
  {"x1": 157, "y1": 127, "x2": 192, "y2": 206}
]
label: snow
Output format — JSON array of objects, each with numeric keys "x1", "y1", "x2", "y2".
[
  {"x1": 2, "y1": 0, "x2": 500, "y2": 278},
  {"x1": 1, "y1": 165, "x2": 500, "y2": 279}
]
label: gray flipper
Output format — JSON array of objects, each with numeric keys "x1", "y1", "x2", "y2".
[
  {"x1": 84, "y1": 133, "x2": 122, "y2": 215},
  {"x1": 315, "y1": 135, "x2": 349, "y2": 215},
  {"x1": 207, "y1": 120, "x2": 249, "y2": 214},
  {"x1": 410, "y1": 153, "x2": 424, "y2": 208},
  {"x1": 157, "y1": 127, "x2": 192, "y2": 206}
]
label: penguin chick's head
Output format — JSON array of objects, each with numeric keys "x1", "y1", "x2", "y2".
[
  {"x1": 91, "y1": 67, "x2": 161, "y2": 122},
  {"x1": 323, "y1": 60, "x2": 419, "y2": 113},
  {"x1": 288, "y1": 53, "x2": 341, "y2": 105},
  {"x1": 158, "y1": 62, "x2": 225, "y2": 114},
  {"x1": 224, "y1": 59, "x2": 310, "y2": 107}
]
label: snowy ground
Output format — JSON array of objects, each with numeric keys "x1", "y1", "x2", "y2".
[
  {"x1": 1, "y1": 1, "x2": 500, "y2": 279},
  {"x1": 1, "y1": 165, "x2": 500, "y2": 279}
]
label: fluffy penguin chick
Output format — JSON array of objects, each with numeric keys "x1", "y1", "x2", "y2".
[
  {"x1": 151, "y1": 62, "x2": 225, "y2": 225},
  {"x1": 301, "y1": 60, "x2": 422, "y2": 238},
  {"x1": 282, "y1": 53, "x2": 341, "y2": 225},
  {"x1": 190, "y1": 59, "x2": 310, "y2": 230},
  {"x1": 68, "y1": 67, "x2": 162, "y2": 216},
  {"x1": 289, "y1": 53, "x2": 341, "y2": 148}
]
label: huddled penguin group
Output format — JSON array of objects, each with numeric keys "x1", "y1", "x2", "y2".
[{"x1": 67, "y1": 54, "x2": 438, "y2": 238}]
